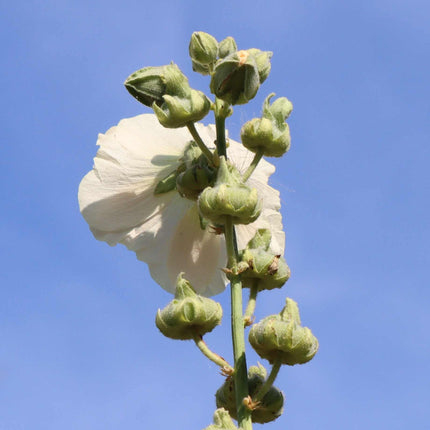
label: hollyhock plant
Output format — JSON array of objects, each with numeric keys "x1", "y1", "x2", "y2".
[{"x1": 78, "y1": 31, "x2": 318, "y2": 430}]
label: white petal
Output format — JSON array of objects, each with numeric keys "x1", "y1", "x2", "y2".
[
  {"x1": 135, "y1": 199, "x2": 227, "y2": 296},
  {"x1": 78, "y1": 113, "x2": 284, "y2": 296}
]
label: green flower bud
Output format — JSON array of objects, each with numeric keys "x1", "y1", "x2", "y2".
[
  {"x1": 218, "y1": 37, "x2": 237, "y2": 58},
  {"x1": 125, "y1": 63, "x2": 211, "y2": 128},
  {"x1": 249, "y1": 298, "x2": 319, "y2": 365},
  {"x1": 215, "y1": 364, "x2": 284, "y2": 424},
  {"x1": 198, "y1": 157, "x2": 261, "y2": 225},
  {"x1": 203, "y1": 408, "x2": 238, "y2": 430},
  {"x1": 155, "y1": 273, "x2": 222, "y2": 340},
  {"x1": 189, "y1": 31, "x2": 218, "y2": 66},
  {"x1": 124, "y1": 64, "x2": 189, "y2": 107},
  {"x1": 241, "y1": 93, "x2": 292, "y2": 157},
  {"x1": 238, "y1": 229, "x2": 290, "y2": 291},
  {"x1": 210, "y1": 50, "x2": 261, "y2": 105},
  {"x1": 152, "y1": 89, "x2": 211, "y2": 128}
]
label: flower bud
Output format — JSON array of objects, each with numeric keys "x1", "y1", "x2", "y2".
[
  {"x1": 210, "y1": 50, "x2": 262, "y2": 105},
  {"x1": 124, "y1": 66, "x2": 168, "y2": 107},
  {"x1": 124, "y1": 64, "x2": 188, "y2": 106},
  {"x1": 189, "y1": 31, "x2": 218, "y2": 66},
  {"x1": 152, "y1": 89, "x2": 211, "y2": 128},
  {"x1": 155, "y1": 273, "x2": 222, "y2": 340},
  {"x1": 249, "y1": 298, "x2": 319, "y2": 365},
  {"x1": 215, "y1": 364, "x2": 284, "y2": 424},
  {"x1": 125, "y1": 63, "x2": 211, "y2": 128},
  {"x1": 218, "y1": 37, "x2": 237, "y2": 58},
  {"x1": 241, "y1": 93, "x2": 292, "y2": 157},
  {"x1": 238, "y1": 229, "x2": 290, "y2": 291},
  {"x1": 203, "y1": 408, "x2": 238, "y2": 430},
  {"x1": 198, "y1": 157, "x2": 261, "y2": 225}
]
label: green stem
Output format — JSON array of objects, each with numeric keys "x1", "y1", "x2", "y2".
[
  {"x1": 242, "y1": 150, "x2": 264, "y2": 182},
  {"x1": 186, "y1": 122, "x2": 214, "y2": 164},
  {"x1": 192, "y1": 334, "x2": 234, "y2": 373},
  {"x1": 215, "y1": 115, "x2": 227, "y2": 158},
  {"x1": 224, "y1": 217, "x2": 252, "y2": 430},
  {"x1": 253, "y1": 359, "x2": 282, "y2": 403},
  {"x1": 243, "y1": 282, "x2": 259, "y2": 326},
  {"x1": 214, "y1": 108, "x2": 252, "y2": 429}
]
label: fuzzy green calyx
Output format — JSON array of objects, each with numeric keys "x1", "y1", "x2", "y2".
[
  {"x1": 249, "y1": 298, "x2": 319, "y2": 365},
  {"x1": 189, "y1": 32, "x2": 218, "y2": 73},
  {"x1": 198, "y1": 157, "x2": 261, "y2": 225},
  {"x1": 203, "y1": 408, "x2": 238, "y2": 430},
  {"x1": 124, "y1": 63, "x2": 211, "y2": 128},
  {"x1": 155, "y1": 273, "x2": 222, "y2": 340},
  {"x1": 240, "y1": 249, "x2": 290, "y2": 291},
  {"x1": 241, "y1": 93, "x2": 293, "y2": 157},
  {"x1": 210, "y1": 49, "x2": 272, "y2": 105},
  {"x1": 215, "y1": 364, "x2": 284, "y2": 424}
]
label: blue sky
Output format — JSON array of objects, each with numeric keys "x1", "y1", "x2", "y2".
[{"x1": 1, "y1": 0, "x2": 429, "y2": 429}]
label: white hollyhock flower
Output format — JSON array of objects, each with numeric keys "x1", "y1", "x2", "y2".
[{"x1": 78, "y1": 114, "x2": 284, "y2": 296}]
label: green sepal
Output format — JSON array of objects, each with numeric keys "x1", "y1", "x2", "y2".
[{"x1": 153, "y1": 170, "x2": 178, "y2": 195}]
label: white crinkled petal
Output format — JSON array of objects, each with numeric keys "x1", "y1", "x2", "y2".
[{"x1": 78, "y1": 113, "x2": 284, "y2": 296}]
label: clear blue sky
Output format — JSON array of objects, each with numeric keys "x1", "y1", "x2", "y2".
[{"x1": 1, "y1": 0, "x2": 429, "y2": 429}]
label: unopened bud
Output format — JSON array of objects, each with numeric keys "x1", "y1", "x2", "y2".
[
  {"x1": 249, "y1": 298, "x2": 319, "y2": 365},
  {"x1": 189, "y1": 31, "x2": 218, "y2": 67},
  {"x1": 125, "y1": 63, "x2": 211, "y2": 128},
  {"x1": 239, "y1": 229, "x2": 290, "y2": 291},
  {"x1": 210, "y1": 50, "x2": 262, "y2": 105},
  {"x1": 218, "y1": 37, "x2": 237, "y2": 58},
  {"x1": 241, "y1": 93, "x2": 292, "y2": 157},
  {"x1": 155, "y1": 273, "x2": 222, "y2": 340},
  {"x1": 198, "y1": 157, "x2": 261, "y2": 225}
]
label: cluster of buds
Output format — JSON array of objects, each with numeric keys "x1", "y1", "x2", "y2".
[
  {"x1": 215, "y1": 364, "x2": 284, "y2": 424},
  {"x1": 124, "y1": 63, "x2": 210, "y2": 128},
  {"x1": 249, "y1": 298, "x2": 319, "y2": 365},
  {"x1": 239, "y1": 229, "x2": 291, "y2": 291},
  {"x1": 189, "y1": 31, "x2": 272, "y2": 105},
  {"x1": 155, "y1": 273, "x2": 222, "y2": 340}
]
